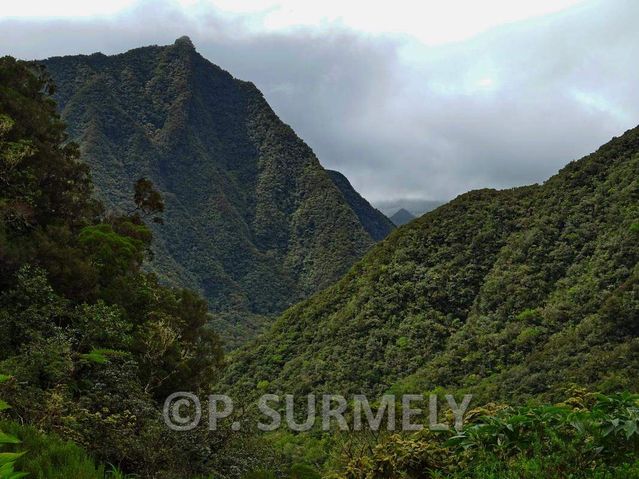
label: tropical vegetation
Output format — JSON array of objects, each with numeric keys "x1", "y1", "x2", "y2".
[{"x1": 1, "y1": 37, "x2": 638, "y2": 478}]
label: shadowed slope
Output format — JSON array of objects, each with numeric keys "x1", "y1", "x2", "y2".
[{"x1": 42, "y1": 37, "x2": 380, "y2": 321}]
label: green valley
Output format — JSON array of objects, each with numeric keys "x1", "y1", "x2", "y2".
[{"x1": 0, "y1": 28, "x2": 638, "y2": 479}]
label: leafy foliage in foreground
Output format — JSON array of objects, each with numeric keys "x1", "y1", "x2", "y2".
[
  {"x1": 0, "y1": 376, "x2": 27, "y2": 479},
  {"x1": 0, "y1": 420, "x2": 130, "y2": 479},
  {"x1": 0, "y1": 417, "x2": 141, "y2": 478},
  {"x1": 226, "y1": 125, "x2": 639, "y2": 401},
  {"x1": 334, "y1": 392, "x2": 639, "y2": 479}
]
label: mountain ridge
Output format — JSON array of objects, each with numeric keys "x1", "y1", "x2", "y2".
[
  {"x1": 326, "y1": 170, "x2": 395, "y2": 241},
  {"x1": 40, "y1": 39, "x2": 388, "y2": 329}
]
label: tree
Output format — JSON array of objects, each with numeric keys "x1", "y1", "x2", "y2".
[
  {"x1": 0, "y1": 57, "x2": 231, "y2": 477},
  {"x1": 131, "y1": 178, "x2": 164, "y2": 224}
]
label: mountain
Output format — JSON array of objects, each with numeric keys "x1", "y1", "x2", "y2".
[
  {"x1": 5, "y1": 49, "x2": 639, "y2": 479},
  {"x1": 40, "y1": 37, "x2": 383, "y2": 323},
  {"x1": 326, "y1": 170, "x2": 395, "y2": 241},
  {"x1": 375, "y1": 198, "x2": 444, "y2": 218},
  {"x1": 226, "y1": 126, "x2": 639, "y2": 401},
  {"x1": 389, "y1": 207, "x2": 416, "y2": 226}
]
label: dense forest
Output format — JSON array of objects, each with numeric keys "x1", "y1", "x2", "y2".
[
  {"x1": 40, "y1": 37, "x2": 393, "y2": 348},
  {"x1": 0, "y1": 56, "x2": 287, "y2": 478},
  {"x1": 1, "y1": 37, "x2": 638, "y2": 479},
  {"x1": 224, "y1": 117, "x2": 639, "y2": 474},
  {"x1": 227, "y1": 125, "x2": 639, "y2": 401}
]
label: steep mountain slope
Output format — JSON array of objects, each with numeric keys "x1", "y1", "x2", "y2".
[
  {"x1": 41, "y1": 37, "x2": 380, "y2": 319},
  {"x1": 390, "y1": 207, "x2": 416, "y2": 226},
  {"x1": 327, "y1": 170, "x2": 395, "y2": 241},
  {"x1": 226, "y1": 126, "x2": 639, "y2": 400}
]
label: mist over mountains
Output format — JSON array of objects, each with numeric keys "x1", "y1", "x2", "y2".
[
  {"x1": 375, "y1": 198, "x2": 444, "y2": 218},
  {"x1": 389, "y1": 208, "x2": 416, "y2": 226}
]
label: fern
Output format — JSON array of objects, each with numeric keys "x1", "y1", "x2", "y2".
[{"x1": 0, "y1": 376, "x2": 27, "y2": 479}]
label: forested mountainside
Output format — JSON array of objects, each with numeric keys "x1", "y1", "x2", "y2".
[
  {"x1": 40, "y1": 37, "x2": 386, "y2": 322},
  {"x1": 227, "y1": 125, "x2": 639, "y2": 402},
  {"x1": 213, "y1": 169, "x2": 394, "y2": 349}
]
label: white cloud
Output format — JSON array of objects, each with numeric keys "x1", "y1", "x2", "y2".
[
  {"x1": 1, "y1": 0, "x2": 133, "y2": 18},
  {"x1": 0, "y1": 0, "x2": 637, "y2": 202},
  {"x1": 222, "y1": 0, "x2": 588, "y2": 44},
  {"x1": 3, "y1": 0, "x2": 588, "y2": 44}
]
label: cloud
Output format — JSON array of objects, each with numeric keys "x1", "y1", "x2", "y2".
[{"x1": 0, "y1": 0, "x2": 638, "y2": 202}]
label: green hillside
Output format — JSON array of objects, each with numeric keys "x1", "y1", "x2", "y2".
[
  {"x1": 226, "y1": 125, "x2": 639, "y2": 402},
  {"x1": 40, "y1": 37, "x2": 383, "y2": 325}
]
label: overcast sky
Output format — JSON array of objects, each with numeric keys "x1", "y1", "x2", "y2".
[{"x1": 1, "y1": 0, "x2": 638, "y2": 202}]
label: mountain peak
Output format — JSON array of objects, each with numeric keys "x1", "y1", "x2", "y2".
[
  {"x1": 41, "y1": 44, "x2": 378, "y2": 334},
  {"x1": 174, "y1": 35, "x2": 195, "y2": 49}
]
